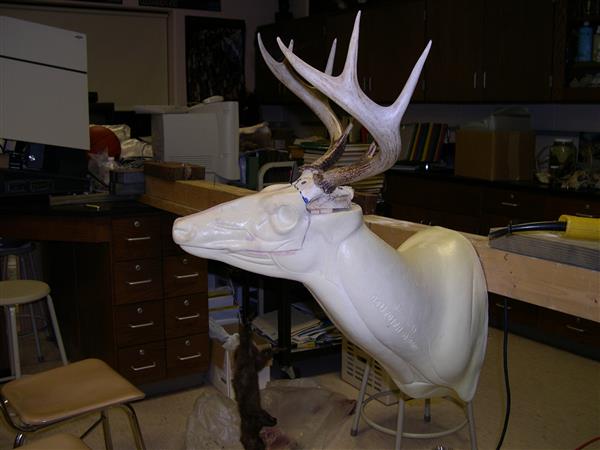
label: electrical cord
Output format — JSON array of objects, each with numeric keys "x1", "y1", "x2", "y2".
[
  {"x1": 574, "y1": 436, "x2": 600, "y2": 450},
  {"x1": 488, "y1": 220, "x2": 566, "y2": 240},
  {"x1": 495, "y1": 297, "x2": 511, "y2": 450}
]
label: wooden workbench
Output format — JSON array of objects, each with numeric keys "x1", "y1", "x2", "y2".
[{"x1": 140, "y1": 176, "x2": 600, "y2": 323}]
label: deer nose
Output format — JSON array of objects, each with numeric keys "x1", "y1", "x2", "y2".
[{"x1": 172, "y1": 219, "x2": 195, "y2": 244}]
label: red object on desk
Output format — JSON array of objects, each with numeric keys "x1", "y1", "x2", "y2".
[{"x1": 89, "y1": 125, "x2": 121, "y2": 159}]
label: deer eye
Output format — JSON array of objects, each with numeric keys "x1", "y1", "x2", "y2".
[{"x1": 270, "y1": 204, "x2": 300, "y2": 234}]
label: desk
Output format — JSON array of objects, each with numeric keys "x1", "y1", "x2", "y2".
[
  {"x1": 140, "y1": 176, "x2": 600, "y2": 324},
  {"x1": 0, "y1": 200, "x2": 210, "y2": 388}
]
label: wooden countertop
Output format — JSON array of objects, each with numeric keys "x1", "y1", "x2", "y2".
[{"x1": 140, "y1": 176, "x2": 599, "y2": 323}]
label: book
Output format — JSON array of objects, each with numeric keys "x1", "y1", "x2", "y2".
[{"x1": 252, "y1": 304, "x2": 322, "y2": 343}]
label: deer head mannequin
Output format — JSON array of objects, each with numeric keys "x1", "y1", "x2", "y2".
[{"x1": 173, "y1": 11, "x2": 488, "y2": 403}]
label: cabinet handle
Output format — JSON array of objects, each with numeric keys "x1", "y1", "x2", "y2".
[
  {"x1": 176, "y1": 313, "x2": 200, "y2": 321},
  {"x1": 128, "y1": 321, "x2": 155, "y2": 329},
  {"x1": 131, "y1": 362, "x2": 156, "y2": 372},
  {"x1": 127, "y1": 279, "x2": 152, "y2": 286},
  {"x1": 126, "y1": 236, "x2": 151, "y2": 242},
  {"x1": 483, "y1": 71, "x2": 487, "y2": 89},
  {"x1": 175, "y1": 273, "x2": 199, "y2": 279},
  {"x1": 495, "y1": 302, "x2": 512, "y2": 310},
  {"x1": 368, "y1": 76, "x2": 372, "y2": 92},
  {"x1": 500, "y1": 202, "x2": 519, "y2": 207},
  {"x1": 565, "y1": 324, "x2": 586, "y2": 333},
  {"x1": 473, "y1": 72, "x2": 477, "y2": 89},
  {"x1": 575, "y1": 213, "x2": 593, "y2": 218},
  {"x1": 177, "y1": 353, "x2": 202, "y2": 361}
]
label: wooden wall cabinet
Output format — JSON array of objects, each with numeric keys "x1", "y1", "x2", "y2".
[
  {"x1": 425, "y1": 0, "x2": 555, "y2": 102},
  {"x1": 255, "y1": 0, "x2": 564, "y2": 103},
  {"x1": 255, "y1": 0, "x2": 426, "y2": 104},
  {"x1": 552, "y1": 0, "x2": 600, "y2": 102}
]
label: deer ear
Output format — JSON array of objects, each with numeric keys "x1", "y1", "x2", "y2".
[{"x1": 270, "y1": 204, "x2": 301, "y2": 235}]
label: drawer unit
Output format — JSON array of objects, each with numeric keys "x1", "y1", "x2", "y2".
[
  {"x1": 115, "y1": 300, "x2": 165, "y2": 347},
  {"x1": 544, "y1": 196, "x2": 600, "y2": 219},
  {"x1": 161, "y1": 213, "x2": 181, "y2": 256},
  {"x1": 482, "y1": 188, "x2": 546, "y2": 221},
  {"x1": 165, "y1": 293, "x2": 208, "y2": 339},
  {"x1": 488, "y1": 294, "x2": 539, "y2": 330},
  {"x1": 163, "y1": 255, "x2": 207, "y2": 297},
  {"x1": 112, "y1": 216, "x2": 161, "y2": 260},
  {"x1": 113, "y1": 259, "x2": 163, "y2": 305},
  {"x1": 166, "y1": 334, "x2": 210, "y2": 376},
  {"x1": 118, "y1": 341, "x2": 166, "y2": 384},
  {"x1": 539, "y1": 309, "x2": 600, "y2": 349}
]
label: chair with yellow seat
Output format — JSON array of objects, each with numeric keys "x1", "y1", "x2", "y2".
[{"x1": 0, "y1": 358, "x2": 146, "y2": 449}]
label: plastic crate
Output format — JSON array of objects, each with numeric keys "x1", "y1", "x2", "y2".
[{"x1": 341, "y1": 338, "x2": 398, "y2": 406}]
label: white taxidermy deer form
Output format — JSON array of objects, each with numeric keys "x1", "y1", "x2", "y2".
[{"x1": 173, "y1": 12, "x2": 488, "y2": 403}]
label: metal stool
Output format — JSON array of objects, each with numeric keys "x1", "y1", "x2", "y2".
[
  {"x1": 0, "y1": 280, "x2": 68, "y2": 381},
  {"x1": 0, "y1": 240, "x2": 49, "y2": 362},
  {"x1": 350, "y1": 357, "x2": 478, "y2": 450}
]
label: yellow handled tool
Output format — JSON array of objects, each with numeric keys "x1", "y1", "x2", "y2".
[
  {"x1": 489, "y1": 215, "x2": 600, "y2": 241},
  {"x1": 558, "y1": 215, "x2": 600, "y2": 241}
]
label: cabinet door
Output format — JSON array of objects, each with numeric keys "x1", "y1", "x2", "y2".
[
  {"x1": 425, "y1": 0, "x2": 484, "y2": 101},
  {"x1": 361, "y1": 0, "x2": 427, "y2": 103},
  {"x1": 482, "y1": 0, "x2": 554, "y2": 101},
  {"x1": 552, "y1": 0, "x2": 600, "y2": 102}
]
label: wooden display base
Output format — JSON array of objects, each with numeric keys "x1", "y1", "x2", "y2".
[{"x1": 141, "y1": 178, "x2": 600, "y2": 323}]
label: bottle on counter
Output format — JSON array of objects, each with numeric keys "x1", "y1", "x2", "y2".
[
  {"x1": 593, "y1": 25, "x2": 600, "y2": 63},
  {"x1": 576, "y1": 21, "x2": 594, "y2": 62}
]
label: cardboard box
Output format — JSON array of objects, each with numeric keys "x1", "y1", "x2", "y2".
[
  {"x1": 208, "y1": 324, "x2": 271, "y2": 399},
  {"x1": 455, "y1": 130, "x2": 535, "y2": 181}
]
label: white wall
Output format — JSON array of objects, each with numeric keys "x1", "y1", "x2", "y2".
[{"x1": 0, "y1": 0, "x2": 310, "y2": 107}]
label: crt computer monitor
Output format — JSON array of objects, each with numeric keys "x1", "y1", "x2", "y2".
[{"x1": 150, "y1": 101, "x2": 240, "y2": 183}]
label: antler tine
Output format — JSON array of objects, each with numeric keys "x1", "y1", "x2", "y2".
[
  {"x1": 257, "y1": 33, "x2": 343, "y2": 144},
  {"x1": 277, "y1": 12, "x2": 432, "y2": 191}
]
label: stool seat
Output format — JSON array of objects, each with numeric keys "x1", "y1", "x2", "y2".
[
  {"x1": 0, "y1": 280, "x2": 50, "y2": 306},
  {"x1": 18, "y1": 433, "x2": 91, "y2": 450},
  {"x1": 1, "y1": 358, "x2": 144, "y2": 426}
]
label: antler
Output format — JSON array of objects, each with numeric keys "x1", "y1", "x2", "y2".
[
  {"x1": 257, "y1": 34, "x2": 352, "y2": 173},
  {"x1": 275, "y1": 11, "x2": 431, "y2": 193}
]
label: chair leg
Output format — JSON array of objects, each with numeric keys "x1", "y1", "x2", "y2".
[
  {"x1": 28, "y1": 303, "x2": 43, "y2": 362},
  {"x1": 394, "y1": 397, "x2": 405, "y2": 450},
  {"x1": 120, "y1": 404, "x2": 147, "y2": 450},
  {"x1": 350, "y1": 357, "x2": 372, "y2": 436},
  {"x1": 467, "y1": 401, "x2": 478, "y2": 450},
  {"x1": 9, "y1": 306, "x2": 21, "y2": 379},
  {"x1": 101, "y1": 409, "x2": 114, "y2": 450},
  {"x1": 424, "y1": 398, "x2": 431, "y2": 422},
  {"x1": 45, "y1": 294, "x2": 68, "y2": 365},
  {"x1": 13, "y1": 432, "x2": 25, "y2": 448}
]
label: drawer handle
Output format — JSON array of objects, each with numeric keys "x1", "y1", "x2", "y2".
[
  {"x1": 176, "y1": 313, "x2": 200, "y2": 321},
  {"x1": 175, "y1": 273, "x2": 199, "y2": 279},
  {"x1": 500, "y1": 202, "x2": 519, "y2": 207},
  {"x1": 126, "y1": 236, "x2": 152, "y2": 242},
  {"x1": 129, "y1": 321, "x2": 155, "y2": 329},
  {"x1": 495, "y1": 302, "x2": 512, "y2": 310},
  {"x1": 177, "y1": 353, "x2": 202, "y2": 361},
  {"x1": 131, "y1": 362, "x2": 157, "y2": 372},
  {"x1": 565, "y1": 324, "x2": 586, "y2": 333},
  {"x1": 127, "y1": 279, "x2": 152, "y2": 286}
]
